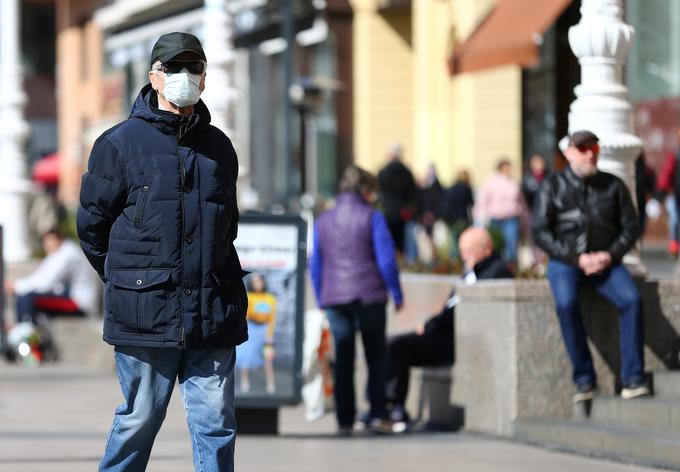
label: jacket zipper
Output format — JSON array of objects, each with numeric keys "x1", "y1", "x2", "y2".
[{"x1": 177, "y1": 118, "x2": 188, "y2": 349}]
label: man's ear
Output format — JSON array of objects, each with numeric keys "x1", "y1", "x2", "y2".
[{"x1": 149, "y1": 70, "x2": 161, "y2": 91}]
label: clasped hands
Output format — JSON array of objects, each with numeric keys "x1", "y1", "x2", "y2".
[{"x1": 578, "y1": 251, "x2": 612, "y2": 276}]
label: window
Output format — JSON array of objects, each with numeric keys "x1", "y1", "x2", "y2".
[{"x1": 627, "y1": 0, "x2": 680, "y2": 101}]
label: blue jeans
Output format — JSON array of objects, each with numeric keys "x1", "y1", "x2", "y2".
[
  {"x1": 490, "y1": 217, "x2": 520, "y2": 264},
  {"x1": 100, "y1": 346, "x2": 236, "y2": 472},
  {"x1": 546, "y1": 260, "x2": 645, "y2": 386},
  {"x1": 666, "y1": 196, "x2": 679, "y2": 241},
  {"x1": 326, "y1": 302, "x2": 387, "y2": 427}
]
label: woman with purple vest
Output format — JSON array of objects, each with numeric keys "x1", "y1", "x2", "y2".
[{"x1": 310, "y1": 165, "x2": 404, "y2": 434}]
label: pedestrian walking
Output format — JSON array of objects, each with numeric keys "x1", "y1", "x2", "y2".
[
  {"x1": 309, "y1": 165, "x2": 404, "y2": 435},
  {"x1": 532, "y1": 130, "x2": 649, "y2": 402},
  {"x1": 654, "y1": 129, "x2": 680, "y2": 257},
  {"x1": 377, "y1": 143, "x2": 417, "y2": 254},
  {"x1": 440, "y1": 169, "x2": 474, "y2": 259},
  {"x1": 77, "y1": 32, "x2": 248, "y2": 472},
  {"x1": 385, "y1": 227, "x2": 512, "y2": 430},
  {"x1": 417, "y1": 163, "x2": 444, "y2": 235},
  {"x1": 522, "y1": 154, "x2": 549, "y2": 211},
  {"x1": 474, "y1": 159, "x2": 523, "y2": 268},
  {"x1": 634, "y1": 151, "x2": 656, "y2": 238}
]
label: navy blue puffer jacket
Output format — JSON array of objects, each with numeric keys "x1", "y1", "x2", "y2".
[{"x1": 77, "y1": 84, "x2": 248, "y2": 349}]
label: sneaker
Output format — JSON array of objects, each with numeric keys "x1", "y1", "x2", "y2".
[
  {"x1": 388, "y1": 404, "x2": 410, "y2": 423},
  {"x1": 352, "y1": 411, "x2": 371, "y2": 431},
  {"x1": 573, "y1": 382, "x2": 598, "y2": 402},
  {"x1": 369, "y1": 418, "x2": 396, "y2": 435},
  {"x1": 669, "y1": 240, "x2": 679, "y2": 259},
  {"x1": 337, "y1": 426, "x2": 353, "y2": 437},
  {"x1": 621, "y1": 380, "x2": 651, "y2": 399},
  {"x1": 391, "y1": 421, "x2": 408, "y2": 434}
]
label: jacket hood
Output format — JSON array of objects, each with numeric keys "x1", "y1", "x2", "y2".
[{"x1": 129, "y1": 83, "x2": 211, "y2": 136}]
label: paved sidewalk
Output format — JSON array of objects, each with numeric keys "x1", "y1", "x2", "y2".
[{"x1": 0, "y1": 363, "x2": 659, "y2": 472}]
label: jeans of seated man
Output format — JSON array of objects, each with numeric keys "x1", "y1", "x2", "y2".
[
  {"x1": 15, "y1": 291, "x2": 83, "y2": 323},
  {"x1": 100, "y1": 346, "x2": 236, "y2": 472},
  {"x1": 546, "y1": 260, "x2": 645, "y2": 387}
]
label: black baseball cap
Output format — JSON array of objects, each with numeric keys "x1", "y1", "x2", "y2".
[
  {"x1": 150, "y1": 32, "x2": 206, "y2": 66},
  {"x1": 568, "y1": 130, "x2": 599, "y2": 147}
]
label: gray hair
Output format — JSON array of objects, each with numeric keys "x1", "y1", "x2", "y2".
[{"x1": 338, "y1": 165, "x2": 378, "y2": 195}]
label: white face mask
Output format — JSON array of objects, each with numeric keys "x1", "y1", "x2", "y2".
[{"x1": 159, "y1": 70, "x2": 202, "y2": 107}]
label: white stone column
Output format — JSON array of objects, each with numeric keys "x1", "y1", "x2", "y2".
[
  {"x1": 0, "y1": 0, "x2": 32, "y2": 263},
  {"x1": 202, "y1": 0, "x2": 254, "y2": 208},
  {"x1": 565, "y1": 0, "x2": 644, "y2": 271}
]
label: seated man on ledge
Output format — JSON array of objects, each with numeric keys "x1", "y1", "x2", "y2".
[
  {"x1": 4, "y1": 228, "x2": 100, "y2": 323},
  {"x1": 532, "y1": 130, "x2": 650, "y2": 402},
  {"x1": 385, "y1": 227, "x2": 513, "y2": 429}
]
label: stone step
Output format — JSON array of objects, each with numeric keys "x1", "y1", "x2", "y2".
[
  {"x1": 514, "y1": 419, "x2": 680, "y2": 470},
  {"x1": 590, "y1": 395, "x2": 680, "y2": 432},
  {"x1": 654, "y1": 371, "x2": 680, "y2": 398}
]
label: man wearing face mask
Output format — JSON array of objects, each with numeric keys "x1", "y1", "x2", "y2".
[
  {"x1": 532, "y1": 130, "x2": 649, "y2": 404},
  {"x1": 77, "y1": 32, "x2": 247, "y2": 472}
]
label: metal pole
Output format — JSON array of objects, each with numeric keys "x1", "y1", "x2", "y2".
[
  {"x1": 281, "y1": 0, "x2": 296, "y2": 200},
  {"x1": 0, "y1": 226, "x2": 6, "y2": 355},
  {"x1": 305, "y1": 112, "x2": 318, "y2": 196}
]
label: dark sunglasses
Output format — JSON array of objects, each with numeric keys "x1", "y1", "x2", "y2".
[
  {"x1": 157, "y1": 60, "x2": 206, "y2": 75},
  {"x1": 575, "y1": 143, "x2": 600, "y2": 154}
]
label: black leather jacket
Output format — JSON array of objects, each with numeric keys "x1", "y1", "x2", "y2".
[{"x1": 532, "y1": 167, "x2": 638, "y2": 265}]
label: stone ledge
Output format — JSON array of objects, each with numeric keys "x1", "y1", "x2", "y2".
[{"x1": 452, "y1": 278, "x2": 680, "y2": 436}]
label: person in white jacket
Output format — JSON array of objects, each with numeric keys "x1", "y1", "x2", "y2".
[{"x1": 4, "y1": 228, "x2": 100, "y2": 322}]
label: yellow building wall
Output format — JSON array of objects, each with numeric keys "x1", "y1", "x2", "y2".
[
  {"x1": 353, "y1": 0, "x2": 522, "y2": 187},
  {"x1": 449, "y1": 0, "x2": 522, "y2": 187},
  {"x1": 351, "y1": 0, "x2": 414, "y2": 174},
  {"x1": 57, "y1": 0, "x2": 104, "y2": 207}
]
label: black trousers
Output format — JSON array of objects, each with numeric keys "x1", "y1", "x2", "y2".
[
  {"x1": 386, "y1": 331, "x2": 452, "y2": 406},
  {"x1": 326, "y1": 302, "x2": 387, "y2": 428}
]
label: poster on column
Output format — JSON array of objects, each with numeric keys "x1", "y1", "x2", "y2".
[{"x1": 233, "y1": 214, "x2": 307, "y2": 407}]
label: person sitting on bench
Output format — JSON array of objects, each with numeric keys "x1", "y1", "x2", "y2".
[
  {"x1": 385, "y1": 227, "x2": 513, "y2": 426},
  {"x1": 4, "y1": 228, "x2": 99, "y2": 323}
]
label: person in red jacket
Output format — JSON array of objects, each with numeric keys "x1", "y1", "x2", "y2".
[{"x1": 655, "y1": 129, "x2": 680, "y2": 257}]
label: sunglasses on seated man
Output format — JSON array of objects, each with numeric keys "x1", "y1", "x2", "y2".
[
  {"x1": 575, "y1": 143, "x2": 600, "y2": 154},
  {"x1": 153, "y1": 60, "x2": 206, "y2": 75}
]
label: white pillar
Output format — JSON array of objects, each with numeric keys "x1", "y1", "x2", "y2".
[
  {"x1": 565, "y1": 0, "x2": 644, "y2": 271},
  {"x1": 0, "y1": 0, "x2": 32, "y2": 263},
  {"x1": 202, "y1": 0, "x2": 237, "y2": 136},
  {"x1": 202, "y1": 0, "x2": 255, "y2": 209}
]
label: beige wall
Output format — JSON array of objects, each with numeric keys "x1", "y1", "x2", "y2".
[
  {"x1": 352, "y1": 0, "x2": 522, "y2": 187},
  {"x1": 448, "y1": 0, "x2": 522, "y2": 187},
  {"x1": 56, "y1": 0, "x2": 104, "y2": 207},
  {"x1": 352, "y1": 0, "x2": 414, "y2": 174},
  {"x1": 451, "y1": 66, "x2": 522, "y2": 188}
]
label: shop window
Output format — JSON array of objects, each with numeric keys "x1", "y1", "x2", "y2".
[{"x1": 627, "y1": 0, "x2": 680, "y2": 101}]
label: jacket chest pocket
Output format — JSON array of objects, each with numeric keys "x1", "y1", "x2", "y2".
[
  {"x1": 106, "y1": 268, "x2": 172, "y2": 335},
  {"x1": 133, "y1": 175, "x2": 154, "y2": 225}
]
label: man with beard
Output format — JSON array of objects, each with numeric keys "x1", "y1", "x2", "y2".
[{"x1": 532, "y1": 130, "x2": 649, "y2": 403}]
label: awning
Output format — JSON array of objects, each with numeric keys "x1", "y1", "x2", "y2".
[
  {"x1": 448, "y1": 0, "x2": 571, "y2": 75},
  {"x1": 32, "y1": 153, "x2": 60, "y2": 185}
]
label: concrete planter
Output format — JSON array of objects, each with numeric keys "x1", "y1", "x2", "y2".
[{"x1": 452, "y1": 279, "x2": 680, "y2": 436}]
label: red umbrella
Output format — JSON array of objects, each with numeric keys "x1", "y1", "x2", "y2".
[{"x1": 32, "y1": 153, "x2": 60, "y2": 185}]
